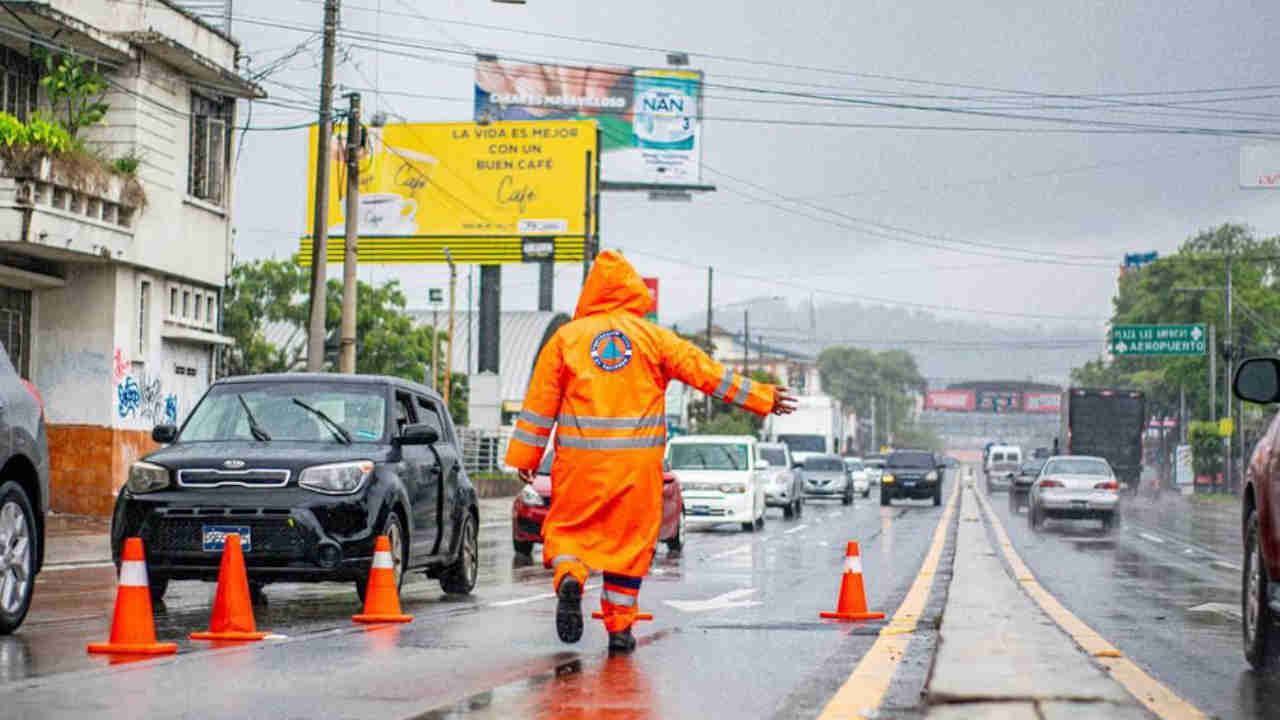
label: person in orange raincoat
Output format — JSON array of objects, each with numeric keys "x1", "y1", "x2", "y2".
[{"x1": 505, "y1": 249, "x2": 796, "y2": 653}]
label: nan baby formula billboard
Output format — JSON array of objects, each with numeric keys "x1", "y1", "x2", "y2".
[{"x1": 475, "y1": 59, "x2": 703, "y2": 185}]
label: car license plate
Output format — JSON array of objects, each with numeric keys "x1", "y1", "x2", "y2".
[
  {"x1": 203, "y1": 525, "x2": 251, "y2": 552},
  {"x1": 688, "y1": 505, "x2": 711, "y2": 516},
  {"x1": 902, "y1": 481, "x2": 916, "y2": 487},
  {"x1": 1072, "y1": 500, "x2": 1088, "y2": 508}
]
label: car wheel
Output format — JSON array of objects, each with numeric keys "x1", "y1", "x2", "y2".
[
  {"x1": 1244, "y1": 508, "x2": 1280, "y2": 668},
  {"x1": 440, "y1": 511, "x2": 478, "y2": 595},
  {"x1": 933, "y1": 485, "x2": 942, "y2": 507},
  {"x1": 783, "y1": 501, "x2": 795, "y2": 520},
  {"x1": 358, "y1": 509, "x2": 407, "y2": 602},
  {"x1": 666, "y1": 511, "x2": 685, "y2": 553},
  {"x1": 842, "y1": 489, "x2": 853, "y2": 506},
  {"x1": 794, "y1": 497, "x2": 804, "y2": 518},
  {"x1": 149, "y1": 575, "x2": 170, "y2": 604},
  {"x1": 0, "y1": 481, "x2": 36, "y2": 635},
  {"x1": 513, "y1": 539, "x2": 534, "y2": 556},
  {"x1": 1029, "y1": 503, "x2": 1044, "y2": 532},
  {"x1": 755, "y1": 512, "x2": 766, "y2": 531},
  {"x1": 880, "y1": 488, "x2": 891, "y2": 506}
]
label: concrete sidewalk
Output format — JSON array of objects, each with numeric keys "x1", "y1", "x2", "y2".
[
  {"x1": 924, "y1": 485, "x2": 1151, "y2": 719},
  {"x1": 42, "y1": 496, "x2": 517, "y2": 568}
]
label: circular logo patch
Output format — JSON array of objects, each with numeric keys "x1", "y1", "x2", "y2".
[{"x1": 590, "y1": 330, "x2": 633, "y2": 372}]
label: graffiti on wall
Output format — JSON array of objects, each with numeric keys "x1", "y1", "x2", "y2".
[
  {"x1": 116, "y1": 369, "x2": 178, "y2": 425},
  {"x1": 112, "y1": 348, "x2": 129, "y2": 384}
]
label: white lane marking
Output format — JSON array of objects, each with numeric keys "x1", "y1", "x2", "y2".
[
  {"x1": 1138, "y1": 532, "x2": 1166, "y2": 545},
  {"x1": 1212, "y1": 560, "x2": 1242, "y2": 571},
  {"x1": 488, "y1": 582, "x2": 601, "y2": 608},
  {"x1": 666, "y1": 587, "x2": 762, "y2": 613},
  {"x1": 817, "y1": 541, "x2": 829, "y2": 547},
  {"x1": 708, "y1": 544, "x2": 752, "y2": 560},
  {"x1": 264, "y1": 634, "x2": 290, "y2": 640},
  {"x1": 1188, "y1": 602, "x2": 1242, "y2": 621},
  {"x1": 784, "y1": 524, "x2": 809, "y2": 535}
]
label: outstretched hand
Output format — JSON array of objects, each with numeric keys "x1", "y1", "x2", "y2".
[{"x1": 772, "y1": 386, "x2": 799, "y2": 416}]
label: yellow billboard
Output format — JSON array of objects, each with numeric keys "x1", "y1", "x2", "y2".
[{"x1": 301, "y1": 120, "x2": 598, "y2": 264}]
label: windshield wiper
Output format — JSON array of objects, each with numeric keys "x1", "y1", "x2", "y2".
[
  {"x1": 238, "y1": 394, "x2": 271, "y2": 441},
  {"x1": 292, "y1": 398, "x2": 352, "y2": 444}
]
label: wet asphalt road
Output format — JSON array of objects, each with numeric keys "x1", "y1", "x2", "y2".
[
  {"x1": 988, "y1": 484, "x2": 1280, "y2": 720},
  {"x1": 0, "y1": 478, "x2": 955, "y2": 719}
]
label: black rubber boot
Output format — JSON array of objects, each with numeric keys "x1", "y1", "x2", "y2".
[
  {"x1": 607, "y1": 628, "x2": 636, "y2": 654},
  {"x1": 556, "y1": 577, "x2": 584, "y2": 643}
]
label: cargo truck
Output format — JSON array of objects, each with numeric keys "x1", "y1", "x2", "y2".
[
  {"x1": 1059, "y1": 388, "x2": 1146, "y2": 493},
  {"x1": 763, "y1": 395, "x2": 843, "y2": 466}
]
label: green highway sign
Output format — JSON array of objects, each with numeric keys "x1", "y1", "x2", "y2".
[{"x1": 1110, "y1": 324, "x2": 1206, "y2": 356}]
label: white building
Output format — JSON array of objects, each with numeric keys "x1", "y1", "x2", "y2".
[{"x1": 0, "y1": 1, "x2": 260, "y2": 515}]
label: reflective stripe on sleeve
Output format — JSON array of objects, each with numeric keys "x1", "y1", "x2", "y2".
[
  {"x1": 558, "y1": 414, "x2": 665, "y2": 430},
  {"x1": 557, "y1": 435, "x2": 666, "y2": 450},
  {"x1": 512, "y1": 428, "x2": 549, "y2": 447},
  {"x1": 733, "y1": 378, "x2": 754, "y2": 408},
  {"x1": 712, "y1": 368, "x2": 733, "y2": 400},
  {"x1": 519, "y1": 409, "x2": 555, "y2": 429},
  {"x1": 602, "y1": 589, "x2": 638, "y2": 607}
]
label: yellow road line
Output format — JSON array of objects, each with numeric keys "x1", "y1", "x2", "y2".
[
  {"x1": 972, "y1": 488, "x2": 1208, "y2": 720},
  {"x1": 818, "y1": 481, "x2": 960, "y2": 720}
]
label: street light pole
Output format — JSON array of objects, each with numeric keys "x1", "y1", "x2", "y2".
[{"x1": 338, "y1": 92, "x2": 361, "y2": 374}]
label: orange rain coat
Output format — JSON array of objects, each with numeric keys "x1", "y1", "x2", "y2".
[{"x1": 505, "y1": 250, "x2": 778, "y2": 584}]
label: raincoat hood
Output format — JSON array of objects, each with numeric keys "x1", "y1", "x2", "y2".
[{"x1": 574, "y1": 250, "x2": 654, "y2": 320}]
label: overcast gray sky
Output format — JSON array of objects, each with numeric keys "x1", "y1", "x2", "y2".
[{"x1": 229, "y1": 0, "x2": 1280, "y2": 338}]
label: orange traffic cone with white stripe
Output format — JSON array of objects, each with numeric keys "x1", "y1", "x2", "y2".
[
  {"x1": 87, "y1": 538, "x2": 178, "y2": 655},
  {"x1": 820, "y1": 541, "x2": 885, "y2": 621},
  {"x1": 352, "y1": 535, "x2": 412, "y2": 624},
  {"x1": 190, "y1": 534, "x2": 268, "y2": 642}
]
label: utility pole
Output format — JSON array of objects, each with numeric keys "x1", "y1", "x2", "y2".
[
  {"x1": 307, "y1": 0, "x2": 340, "y2": 371},
  {"x1": 870, "y1": 395, "x2": 877, "y2": 453},
  {"x1": 430, "y1": 305, "x2": 438, "y2": 389},
  {"x1": 1179, "y1": 385, "x2": 1186, "y2": 444},
  {"x1": 444, "y1": 248, "x2": 456, "y2": 410},
  {"x1": 705, "y1": 266, "x2": 713, "y2": 420},
  {"x1": 338, "y1": 92, "x2": 361, "y2": 374},
  {"x1": 1224, "y1": 236, "x2": 1234, "y2": 492},
  {"x1": 743, "y1": 309, "x2": 749, "y2": 377},
  {"x1": 1209, "y1": 322, "x2": 1216, "y2": 425}
]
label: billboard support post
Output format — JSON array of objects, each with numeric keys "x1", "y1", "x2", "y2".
[
  {"x1": 582, "y1": 149, "x2": 593, "y2": 284},
  {"x1": 537, "y1": 261, "x2": 553, "y2": 311},
  {"x1": 339, "y1": 92, "x2": 361, "y2": 374},
  {"x1": 307, "y1": 0, "x2": 340, "y2": 371},
  {"x1": 479, "y1": 265, "x2": 500, "y2": 375}
]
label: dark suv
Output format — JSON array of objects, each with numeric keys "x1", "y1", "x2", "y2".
[
  {"x1": 0, "y1": 345, "x2": 49, "y2": 635},
  {"x1": 880, "y1": 450, "x2": 944, "y2": 506},
  {"x1": 111, "y1": 373, "x2": 479, "y2": 602}
]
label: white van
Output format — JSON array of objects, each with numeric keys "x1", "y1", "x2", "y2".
[
  {"x1": 985, "y1": 445, "x2": 1022, "y2": 492},
  {"x1": 667, "y1": 435, "x2": 768, "y2": 532}
]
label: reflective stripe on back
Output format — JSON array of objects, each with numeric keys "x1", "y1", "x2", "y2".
[
  {"x1": 557, "y1": 435, "x2": 665, "y2": 450},
  {"x1": 557, "y1": 414, "x2": 665, "y2": 430}
]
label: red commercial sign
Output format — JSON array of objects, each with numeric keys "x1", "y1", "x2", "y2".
[
  {"x1": 642, "y1": 277, "x2": 658, "y2": 322},
  {"x1": 925, "y1": 390, "x2": 976, "y2": 411},
  {"x1": 1022, "y1": 392, "x2": 1061, "y2": 414}
]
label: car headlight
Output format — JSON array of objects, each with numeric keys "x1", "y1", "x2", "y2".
[
  {"x1": 882, "y1": 474, "x2": 895, "y2": 484},
  {"x1": 719, "y1": 483, "x2": 748, "y2": 493},
  {"x1": 127, "y1": 461, "x2": 170, "y2": 494},
  {"x1": 299, "y1": 461, "x2": 374, "y2": 495},
  {"x1": 926, "y1": 471, "x2": 938, "y2": 481},
  {"x1": 519, "y1": 483, "x2": 546, "y2": 507}
]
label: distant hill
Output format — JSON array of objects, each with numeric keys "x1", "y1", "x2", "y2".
[{"x1": 671, "y1": 298, "x2": 1104, "y2": 387}]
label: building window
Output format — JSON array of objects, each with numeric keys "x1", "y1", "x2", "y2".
[
  {"x1": 193, "y1": 293, "x2": 201, "y2": 321},
  {"x1": 138, "y1": 281, "x2": 150, "y2": 354},
  {"x1": 169, "y1": 287, "x2": 178, "y2": 317},
  {"x1": 182, "y1": 291, "x2": 190, "y2": 318},
  {"x1": 0, "y1": 47, "x2": 39, "y2": 122},
  {"x1": 0, "y1": 287, "x2": 32, "y2": 377},
  {"x1": 206, "y1": 296, "x2": 215, "y2": 327},
  {"x1": 188, "y1": 93, "x2": 231, "y2": 205}
]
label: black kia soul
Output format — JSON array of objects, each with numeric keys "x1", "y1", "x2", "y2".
[
  {"x1": 111, "y1": 374, "x2": 479, "y2": 602},
  {"x1": 880, "y1": 449, "x2": 945, "y2": 507}
]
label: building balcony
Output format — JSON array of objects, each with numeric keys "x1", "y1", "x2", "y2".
[{"x1": 0, "y1": 156, "x2": 140, "y2": 263}]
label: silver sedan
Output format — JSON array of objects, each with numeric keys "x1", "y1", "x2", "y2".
[{"x1": 1028, "y1": 455, "x2": 1121, "y2": 532}]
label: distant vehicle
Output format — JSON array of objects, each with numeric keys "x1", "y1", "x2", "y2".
[
  {"x1": 1009, "y1": 457, "x2": 1046, "y2": 513},
  {"x1": 843, "y1": 457, "x2": 871, "y2": 498},
  {"x1": 1060, "y1": 388, "x2": 1145, "y2": 493},
  {"x1": 941, "y1": 456, "x2": 961, "y2": 468},
  {"x1": 513, "y1": 446, "x2": 685, "y2": 556},
  {"x1": 758, "y1": 442, "x2": 804, "y2": 519},
  {"x1": 1032, "y1": 447, "x2": 1052, "y2": 459},
  {"x1": 801, "y1": 454, "x2": 853, "y2": 505},
  {"x1": 0, "y1": 348, "x2": 49, "y2": 636},
  {"x1": 882, "y1": 450, "x2": 945, "y2": 507},
  {"x1": 863, "y1": 455, "x2": 886, "y2": 485},
  {"x1": 1027, "y1": 455, "x2": 1120, "y2": 532},
  {"x1": 110, "y1": 374, "x2": 480, "y2": 603},
  {"x1": 985, "y1": 445, "x2": 1022, "y2": 493},
  {"x1": 1230, "y1": 357, "x2": 1280, "y2": 668},
  {"x1": 764, "y1": 395, "x2": 842, "y2": 465},
  {"x1": 667, "y1": 435, "x2": 767, "y2": 532}
]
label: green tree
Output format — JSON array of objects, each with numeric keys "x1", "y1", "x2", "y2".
[
  {"x1": 818, "y1": 346, "x2": 926, "y2": 451},
  {"x1": 221, "y1": 259, "x2": 309, "y2": 377},
  {"x1": 35, "y1": 50, "x2": 108, "y2": 137}
]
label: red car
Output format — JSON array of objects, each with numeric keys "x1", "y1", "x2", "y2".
[
  {"x1": 1232, "y1": 357, "x2": 1280, "y2": 668},
  {"x1": 512, "y1": 450, "x2": 686, "y2": 556}
]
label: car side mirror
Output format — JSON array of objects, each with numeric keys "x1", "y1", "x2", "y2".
[
  {"x1": 663, "y1": 472, "x2": 675, "y2": 484},
  {"x1": 757, "y1": 459, "x2": 771, "y2": 470},
  {"x1": 1235, "y1": 357, "x2": 1280, "y2": 404},
  {"x1": 398, "y1": 423, "x2": 439, "y2": 446},
  {"x1": 152, "y1": 424, "x2": 177, "y2": 443}
]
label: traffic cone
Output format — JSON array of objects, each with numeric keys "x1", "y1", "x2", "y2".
[
  {"x1": 190, "y1": 534, "x2": 269, "y2": 642},
  {"x1": 820, "y1": 541, "x2": 885, "y2": 621},
  {"x1": 352, "y1": 535, "x2": 413, "y2": 624},
  {"x1": 87, "y1": 538, "x2": 178, "y2": 655}
]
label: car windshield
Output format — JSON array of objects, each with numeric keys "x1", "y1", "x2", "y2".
[
  {"x1": 1022, "y1": 460, "x2": 1046, "y2": 473},
  {"x1": 179, "y1": 382, "x2": 387, "y2": 443},
  {"x1": 844, "y1": 459, "x2": 864, "y2": 471},
  {"x1": 669, "y1": 443, "x2": 750, "y2": 470},
  {"x1": 804, "y1": 457, "x2": 845, "y2": 472},
  {"x1": 777, "y1": 434, "x2": 825, "y2": 453},
  {"x1": 889, "y1": 452, "x2": 935, "y2": 468},
  {"x1": 759, "y1": 447, "x2": 788, "y2": 466},
  {"x1": 1043, "y1": 458, "x2": 1111, "y2": 476}
]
